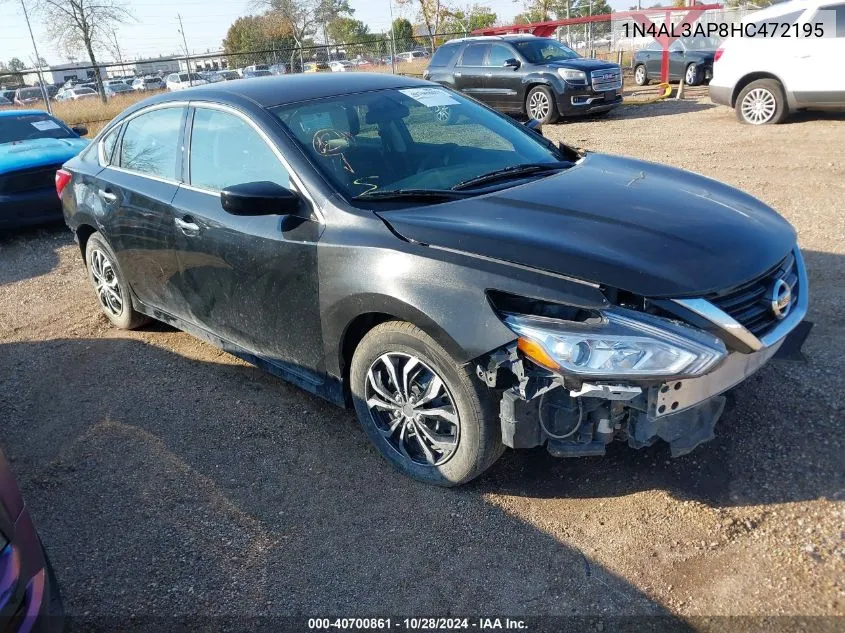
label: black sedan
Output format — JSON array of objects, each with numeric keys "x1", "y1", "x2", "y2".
[
  {"x1": 58, "y1": 74, "x2": 807, "y2": 486},
  {"x1": 633, "y1": 36, "x2": 718, "y2": 86}
]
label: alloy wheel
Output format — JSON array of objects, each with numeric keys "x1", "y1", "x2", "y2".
[
  {"x1": 365, "y1": 352, "x2": 460, "y2": 467},
  {"x1": 635, "y1": 66, "x2": 645, "y2": 85},
  {"x1": 685, "y1": 64, "x2": 697, "y2": 85},
  {"x1": 528, "y1": 91, "x2": 550, "y2": 121},
  {"x1": 741, "y1": 88, "x2": 776, "y2": 124},
  {"x1": 90, "y1": 249, "x2": 123, "y2": 317}
]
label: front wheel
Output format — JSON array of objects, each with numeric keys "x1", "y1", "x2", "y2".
[
  {"x1": 350, "y1": 321, "x2": 503, "y2": 486},
  {"x1": 685, "y1": 63, "x2": 702, "y2": 87},
  {"x1": 735, "y1": 79, "x2": 788, "y2": 125},
  {"x1": 526, "y1": 85, "x2": 559, "y2": 124}
]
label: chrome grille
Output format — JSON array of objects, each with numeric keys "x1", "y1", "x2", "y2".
[
  {"x1": 0, "y1": 164, "x2": 62, "y2": 194},
  {"x1": 591, "y1": 67, "x2": 622, "y2": 92},
  {"x1": 707, "y1": 253, "x2": 798, "y2": 337}
]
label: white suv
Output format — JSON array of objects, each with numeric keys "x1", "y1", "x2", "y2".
[
  {"x1": 709, "y1": 0, "x2": 845, "y2": 124},
  {"x1": 164, "y1": 72, "x2": 208, "y2": 91}
]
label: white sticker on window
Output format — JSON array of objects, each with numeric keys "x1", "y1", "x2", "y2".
[
  {"x1": 31, "y1": 120, "x2": 61, "y2": 131},
  {"x1": 399, "y1": 87, "x2": 459, "y2": 108}
]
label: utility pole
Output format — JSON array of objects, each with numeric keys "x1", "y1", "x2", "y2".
[
  {"x1": 177, "y1": 13, "x2": 192, "y2": 85},
  {"x1": 109, "y1": 32, "x2": 128, "y2": 78},
  {"x1": 19, "y1": 0, "x2": 52, "y2": 114},
  {"x1": 388, "y1": 0, "x2": 397, "y2": 74}
]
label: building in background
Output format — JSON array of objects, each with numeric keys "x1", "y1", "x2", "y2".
[{"x1": 21, "y1": 62, "x2": 108, "y2": 86}]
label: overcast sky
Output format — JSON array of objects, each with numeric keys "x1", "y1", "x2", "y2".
[{"x1": 1, "y1": 0, "x2": 636, "y2": 66}]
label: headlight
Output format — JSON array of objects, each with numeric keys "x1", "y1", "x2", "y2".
[
  {"x1": 504, "y1": 308, "x2": 726, "y2": 379},
  {"x1": 557, "y1": 68, "x2": 587, "y2": 83}
]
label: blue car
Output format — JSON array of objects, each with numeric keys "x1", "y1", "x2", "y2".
[{"x1": 0, "y1": 110, "x2": 88, "y2": 229}]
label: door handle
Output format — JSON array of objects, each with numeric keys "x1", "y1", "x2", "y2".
[
  {"x1": 174, "y1": 216, "x2": 200, "y2": 234},
  {"x1": 98, "y1": 189, "x2": 117, "y2": 203}
]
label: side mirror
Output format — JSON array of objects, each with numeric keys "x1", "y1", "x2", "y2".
[
  {"x1": 221, "y1": 181, "x2": 304, "y2": 216},
  {"x1": 524, "y1": 118, "x2": 543, "y2": 136},
  {"x1": 504, "y1": 58, "x2": 521, "y2": 69},
  {"x1": 72, "y1": 125, "x2": 88, "y2": 136}
]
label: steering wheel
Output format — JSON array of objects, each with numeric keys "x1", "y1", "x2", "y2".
[
  {"x1": 312, "y1": 128, "x2": 352, "y2": 157},
  {"x1": 416, "y1": 143, "x2": 458, "y2": 173}
]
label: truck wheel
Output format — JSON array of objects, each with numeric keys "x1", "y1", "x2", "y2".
[
  {"x1": 350, "y1": 321, "x2": 503, "y2": 486},
  {"x1": 735, "y1": 79, "x2": 788, "y2": 125},
  {"x1": 526, "y1": 86, "x2": 559, "y2": 124},
  {"x1": 85, "y1": 232, "x2": 150, "y2": 330},
  {"x1": 685, "y1": 63, "x2": 702, "y2": 87},
  {"x1": 634, "y1": 64, "x2": 649, "y2": 86}
]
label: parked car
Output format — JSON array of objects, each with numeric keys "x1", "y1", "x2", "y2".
[
  {"x1": 1, "y1": 110, "x2": 88, "y2": 228},
  {"x1": 243, "y1": 69, "x2": 273, "y2": 78},
  {"x1": 55, "y1": 87, "x2": 98, "y2": 101},
  {"x1": 633, "y1": 36, "x2": 718, "y2": 87},
  {"x1": 329, "y1": 60, "x2": 354, "y2": 72},
  {"x1": 59, "y1": 74, "x2": 809, "y2": 486},
  {"x1": 131, "y1": 76, "x2": 165, "y2": 91},
  {"x1": 105, "y1": 83, "x2": 135, "y2": 98},
  {"x1": 303, "y1": 62, "x2": 330, "y2": 73},
  {"x1": 269, "y1": 63, "x2": 288, "y2": 75},
  {"x1": 214, "y1": 70, "x2": 241, "y2": 82},
  {"x1": 164, "y1": 72, "x2": 208, "y2": 91},
  {"x1": 709, "y1": 0, "x2": 845, "y2": 124},
  {"x1": 13, "y1": 87, "x2": 45, "y2": 106},
  {"x1": 104, "y1": 79, "x2": 128, "y2": 88},
  {"x1": 0, "y1": 96, "x2": 11, "y2": 107},
  {"x1": 397, "y1": 50, "x2": 429, "y2": 62},
  {"x1": 1, "y1": 89, "x2": 17, "y2": 102},
  {"x1": 424, "y1": 35, "x2": 623, "y2": 123},
  {"x1": 243, "y1": 64, "x2": 271, "y2": 75},
  {"x1": 0, "y1": 448, "x2": 63, "y2": 630}
]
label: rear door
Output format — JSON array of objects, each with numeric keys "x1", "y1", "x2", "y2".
[
  {"x1": 168, "y1": 104, "x2": 324, "y2": 374},
  {"x1": 790, "y1": 3, "x2": 845, "y2": 105},
  {"x1": 484, "y1": 43, "x2": 524, "y2": 110},
  {"x1": 95, "y1": 104, "x2": 187, "y2": 312},
  {"x1": 454, "y1": 43, "x2": 491, "y2": 102}
]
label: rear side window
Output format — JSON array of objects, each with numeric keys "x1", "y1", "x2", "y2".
[
  {"x1": 119, "y1": 107, "x2": 185, "y2": 179},
  {"x1": 189, "y1": 108, "x2": 290, "y2": 192},
  {"x1": 459, "y1": 43, "x2": 489, "y2": 66},
  {"x1": 100, "y1": 125, "x2": 121, "y2": 165},
  {"x1": 429, "y1": 44, "x2": 459, "y2": 67}
]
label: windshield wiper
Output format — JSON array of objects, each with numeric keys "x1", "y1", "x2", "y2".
[
  {"x1": 451, "y1": 161, "x2": 573, "y2": 191},
  {"x1": 353, "y1": 188, "x2": 471, "y2": 201}
]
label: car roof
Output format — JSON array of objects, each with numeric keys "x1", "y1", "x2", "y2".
[
  {"x1": 442, "y1": 34, "x2": 541, "y2": 45},
  {"x1": 0, "y1": 109, "x2": 48, "y2": 118},
  {"x1": 147, "y1": 73, "x2": 432, "y2": 108}
]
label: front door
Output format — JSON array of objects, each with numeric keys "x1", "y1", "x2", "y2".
[
  {"x1": 791, "y1": 4, "x2": 845, "y2": 106},
  {"x1": 99, "y1": 105, "x2": 187, "y2": 312},
  {"x1": 484, "y1": 43, "x2": 524, "y2": 111},
  {"x1": 169, "y1": 105, "x2": 325, "y2": 376}
]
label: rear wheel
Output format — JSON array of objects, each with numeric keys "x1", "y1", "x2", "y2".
[
  {"x1": 685, "y1": 63, "x2": 702, "y2": 87},
  {"x1": 634, "y1": 64, "x2": 649, "y2": 86},
  {"x1": 735, "y1": 79, "x2": 788, "y2": 125},
  {"x1": 85, "y1": 232, "x2": 150, "y2": 329},
  {"x1": 350, "y1": 321, "x2": 503, "y2": 486},
  {"x1": 526, "y1": 85, "x2": 559, "y2": 124}
]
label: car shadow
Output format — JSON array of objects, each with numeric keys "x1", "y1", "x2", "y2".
[
  {"x1": 0, "y1": 337, "x2": 695, "y2": 628},
  {"x1": 0, "y1": 223, "x2": 71, "y2": 286},
  {"x1": 600, "y1": 99, "x2": 717, "y2": 121},
  {"x1": 783, "y1": 109, "x2": 845, "y2": 124}
]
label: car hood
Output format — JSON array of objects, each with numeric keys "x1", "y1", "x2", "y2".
[
  {"x1": 0, "y1": 137, "x2": 89, "y2": 173},
  {"x1": 544, "y1": 58, "x2": 619, "y2": 71},
  {"x1": 376, "y1": 153, "x2": 796, "y2": 298}
]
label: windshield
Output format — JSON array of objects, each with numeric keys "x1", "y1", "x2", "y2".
[
  {"x1": 0, "y1": 113, "x2": 73, "y2": 144},
  {"x1": 17, "y1": 88, "x2": 43, "y2": 100},
  {"x1": 271, "y1": 86, "x2": 562, "y2": 200},
  {"x1": 514, "y1": 38, "x2": 579, "y2": 63}
]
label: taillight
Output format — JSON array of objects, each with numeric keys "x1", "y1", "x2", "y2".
[
  {"x1": 714, "y1": 47, "x2": 724, "y2": 63},
  {"x1": 55, "y1": 169, "x2": 71, "y2": 199}
]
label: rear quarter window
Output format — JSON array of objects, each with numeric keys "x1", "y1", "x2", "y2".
[{"x1": 429, "y1": 45, "x2": 460, "y2": 67}]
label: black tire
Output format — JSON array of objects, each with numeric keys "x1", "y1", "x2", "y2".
[
  {"x1": 350, "y1": 321, "x2": 503, "y2": 486},
  {"x1": 735, "y1": 79, "x2": 788, "y2": 125},
  {"x1": 85, "y1": 232, "x2": 150, "y2": 330},
  {"x1": 525, "y1": 85, "x2": 559, "y2": 124},
  {"x1": 684, "y1": 63, "x2": 702, "y2": 87},
  {"x1": 633, "y1": 64, "x2": 649, "y2": 86}
]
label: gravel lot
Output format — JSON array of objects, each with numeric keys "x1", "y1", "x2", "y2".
[{"x1": 1, "y1": 89, "x2": 843, "y2": 630}]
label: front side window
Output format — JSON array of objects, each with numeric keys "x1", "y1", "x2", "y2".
[
  {"x1": 189, "y1": 108, "x2": 290, "y2": 192},
  {"x1": 119, "y1": 107, "x2": 185, "y2": 179},
  {"x1": 272, "y1": 87, "x2": 562, "y2": 200},
  {"x1": 0, "y1": 113, "x2": 73, "y2": 143},
  {"x1": 514, "y1": 38, "x2": 579, "y2": 63},
  {"x1": 817, "y1": 4, "x2": 845, "y2": 36},
  {"x1": 487, "y1": 44, "x2": 516, "y2": 66},
  {"x1": 459, "y1": 43, "x2": 489, "y2": 66}
]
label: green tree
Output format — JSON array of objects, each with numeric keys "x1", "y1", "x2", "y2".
[
  {"x1": 223, "y1": 13, "x2": 296, "y2": 67},
  {"x1": 391, "y1": 17, "x2": 414, "y2": 41},
  {"x1": 327, "y1": 17, "x2": 369, "y2": 44},
  {"x1": 443, "y1": 4, "x2": 497, "y2": 33},
  {"x1": 7, "y1": 57, "x2": 26, "y2": 72}
]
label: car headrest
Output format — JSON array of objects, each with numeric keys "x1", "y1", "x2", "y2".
[{"x1": 364, "y1": 97, "x2": 410, "y2": 125}]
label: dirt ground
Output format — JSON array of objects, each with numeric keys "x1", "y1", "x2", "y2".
[{"x1": 1, "y1": 88, "x2": 843, "y2": 630}]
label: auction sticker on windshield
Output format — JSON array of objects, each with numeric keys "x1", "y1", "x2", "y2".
[
  {"x1": 399, "y1": 87, "x2": 459, "y2": 107},
  {"x1": 31, "y1": 120, "x2": 61, "y2": 131}
]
